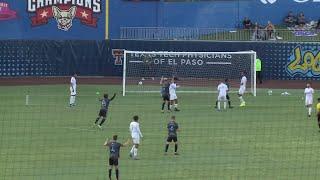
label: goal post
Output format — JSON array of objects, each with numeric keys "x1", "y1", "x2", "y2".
[{"x1": 122, "y1": 50, "x2": 256, "y2": 96}]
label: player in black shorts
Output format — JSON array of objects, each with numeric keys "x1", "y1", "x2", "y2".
[
  {"x1": 94, "y1": 93, "x2": 116, "y2": 129},
  {"x1": 215, "y1": 78, "x2": 233, "y2": 108},
  {"x1": 160, "y1": 76, "x2": 171, "y2": 113},
  {"x1": 165, "y1": 116, "x2": 179, "y2": 155},
  {"x1": 104, "y1": 135, "x2": 130, "y2": 180}
]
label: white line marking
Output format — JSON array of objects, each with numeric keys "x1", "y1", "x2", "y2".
[{"x1": 60, "y1": 127, "x2": 97, "y2": 132}]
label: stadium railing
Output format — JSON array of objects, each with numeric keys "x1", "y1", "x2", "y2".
[{"x1": 120, "y1": 27, "x2": 320, "y2": 42}]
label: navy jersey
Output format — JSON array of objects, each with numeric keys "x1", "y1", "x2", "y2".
[
  {"x1": 108, "y1": 141, "x2": 122, "y2": 159},
  {"x1": 101, "y1": 98, "x2": 110, "y2": 110},
  {"x1": 161, "y1": 83, "x2": 170, "y2": 96},
  {"x1": 167, "y1": 121, "x2": 179, "y2": 137}
]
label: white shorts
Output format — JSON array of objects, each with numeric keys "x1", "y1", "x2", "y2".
[
  {"x1": 70, "y1": 86, "x2": 77, "y2": 96},
  {"x1": 218, "y1": 95, "x2": 227, "y2": 101},
  {"x1": 238, "y1": 87, "x2": 246, "y2": 95},
  {"x1": 305, "y1": 98, "x2": 313, "y2": 106},
  {"x1": 170, "y1": 93, "x2": 177, "y2": 101},
  {"x1": 132, "y1": 137, "x2": 140, "y2": 144}
]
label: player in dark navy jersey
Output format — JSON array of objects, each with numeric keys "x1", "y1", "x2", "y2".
[
  {"x1": 104, "y1": 135, "x2": 130, "y2": 180},
  {"x1": 215, "y1": 78, "x2": 233, "y2": 109},
  {"x1": 165, "y1": 116, "x2": 180, "y2": 155},
  {"x1": 94, "y1": 93, "x2": 116, "y2": 129},
  {"x1": 160, "y1": 76, "x2": 171, "y2": 113}
]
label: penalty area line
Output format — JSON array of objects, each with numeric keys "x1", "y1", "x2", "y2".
[{"x1": 60, "y1": 127, "x2": 97, "y2": 132}]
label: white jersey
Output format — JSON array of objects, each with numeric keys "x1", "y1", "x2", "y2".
[
  {"x1": 129, "y1": 121, "x2": 143, "y2": 138},
  {"x1": 71, "y1": 76, "x2": 76, "y2": 89},
  {"x1": 240, "y1": 76, "x2": 247, "y2": 89},
  {"x1": 304, "y1": 87, "x2": 314, "y2": 100},
  {"x1": 217, "y1": 83, "x2": 228, "y2": 97},
  {"x1": 169, "y1": 83, "x2": 177, "y2": 95}
]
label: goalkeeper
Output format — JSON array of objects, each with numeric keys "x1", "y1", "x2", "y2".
[{"x1": 215, "y1": 78, "x2": 233, "y2": 109}]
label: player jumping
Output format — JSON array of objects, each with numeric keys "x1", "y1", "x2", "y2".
[
  {"x1": 215, "y1": 78, "x2": 233, "y2": 109},
  {"x1": 169, "y1": 77, "x2": 180, "y2": 111},
  {"x1": 129, "y1": 115, "x2": 143, "y2": 160},
  {"x1": 104, "y1": 135, "x2": 130, "y2": 180},
  {"x1": 160, "y1": 76, "x2": 171, "y2": 113},
  {"x1": 94, "y1": 93, "x2": 116, "y2": 129},
  {"x1": 238, "y1": 71, "x2": 247, "y2": 107},
  {"x1": 165, "y1": 116, "x2": 179, "y2": 155},
  {"x1": 69, "y1": 73, "x2": 77, "y2": 107},
  {"x1": 304, "y1": 83, "x2": 314, "y2": 117},
  {"x1": 216, "y1": 80, "x2": 228, "y2": 110},
  {"x1": 316, "y1": 98, "x2": 320, "y2": 131}
]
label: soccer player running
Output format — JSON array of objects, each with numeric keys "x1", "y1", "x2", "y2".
[
  {"x1": 215, "y1": 78, "x2": 233, "y2": 109},
  {"x1": 165, "y1": 115, "x2": 179, "y2": 155},
  {"x1": 169, "y1": 77, "x2": 180, "y2": 111},
  {"x1": 69, "y1": 73, "x2": 77, "y2": 107},
  {"x1": 316, "y1": 98, "x2": 320, "y2": 131},
  {"x1": 238, "y1": 71, "x2": 247, "y2": 107},
  {"x1": 104, "y1": 135, "x2": 130, "y2": 180},
  {"x1": 129, "y1": 115, "x2": 143, "y2": 160},
  {"x1": 304, "y1": 83, "x2": 314, "y2": 117},
  {"x1": 160, "y1": 76, "x2": 171, "y2": 113},
  {"x1": 94, "y1": 93, "x2": 116, "y2": 129},
  {"x1": 216, "y1": 80, "x2": 228, "y2": 111}
]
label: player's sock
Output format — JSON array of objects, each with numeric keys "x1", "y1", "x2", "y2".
[
  {"x1": 162, "y1": 102, "x2": 165, "y2": 110},
  {"x1": 228, "y1": 100, "x2": 231, "y2": 107},
  {"x1": 165, "y1": 144, "x2": 169, "y2": 152},
  {"x1": 133, "y1": 147, "x2": 138, "y2": 158},
  {"x1": 99, "y1": 118, "x2": 106, "y2": 126},
  {"x1": 167, "y1": 103, "x2": 170, "y2": 110},
  {"x1": 108, "y1": 169, "x2": 112, "y2": 179},
  {"x1": 215, "y1": 100, "x2": 218, "y2": 108},
  {"x1": 170, "y1": 105, "x2": 173, "y2": 110},
  {"x1": 69, "y1": 96, "x2": 72, "y2": 106},
  {"x1": 174, "y1": 104, "x2": 178, "y2": 108},
  {"x1": 174, "y1": 144, "x2": 178, "y2": 153},
  {"x1": 223, "y1": 102, "x2": 226, "y2": 109},
  {"x1": 239, "y1": 96, "x2": 244, "y2": 103},
  {"x1": 130, "y1": 146, "x2": 134, "y2": 155},
  {"x1": 95, "y1": 117, "x2": 100, "y2": 124},
  {"x1": 308, "y1": 107, "x2": 312, "y2": 116},
  {"x1": 116, "y1": 169, "x2": 119, "y2": 180},
  {"x1": 217, "y1": 102, "x2": 220, "y2": 110}
]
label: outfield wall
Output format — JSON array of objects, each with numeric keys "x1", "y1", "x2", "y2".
[{"x1": 0, "y1": 40, "x2": 319, "y2": 80}]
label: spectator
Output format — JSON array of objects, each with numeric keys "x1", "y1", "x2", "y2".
[
  {"x1": 316, "y1": 19, "x2": 320, "y2": 29},
  {"x1": 243, "y1": 17, "x2": 252, "y2": 29},
  {"x1": 297, "y1": 12, "x2": 306, "y2": 26},
  {"x1": 251, "y1": 22, "x2": 263, "y2": 41},
  {"x1": 265, "y1": 21, "x2": 276, "y2": 40},
  {"x1": 284, "y1": 11, "x2": 296, "y2": 27}
]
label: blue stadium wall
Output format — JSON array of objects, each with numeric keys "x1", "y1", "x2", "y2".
[
  {"x1": 1, "y1": 40, "x2": 319, "y2": 80},
  {"x1": 110, "y1": 0, "x2": 320, "y2": 39}
]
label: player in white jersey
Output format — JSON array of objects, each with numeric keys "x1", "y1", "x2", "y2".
[
  {"x1": 169, "y1": 77, "x2": 180, "y2": 111},
  {"x1": 129, "y1": 115, "x2": 143, "y2": 160},
  {"x1": 304, "y1": 83, "x2": 314, "y2": 117},
  {"x1": 217, "y1": 80, "x2": 228, "y2": 110},
  {"x1": 238, "y1": 71, "x2": 247, "y2": 107},
  {"x1": 69, "y1": 73, "x2": 77, "y2": 107}
]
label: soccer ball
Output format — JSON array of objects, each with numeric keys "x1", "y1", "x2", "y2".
[{"x1": 138, "y1": 81, "x2": 143, "y2": 85}]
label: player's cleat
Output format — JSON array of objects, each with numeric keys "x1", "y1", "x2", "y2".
[
  {"x1": 98, "y1": 125, "x2": 102, "y2": 129},
  {"x1": 308, "y1": 115, "x2": 311, "y2": 118},
  {"x1": 129, "y1": 152, "x2": 133, "y2": 158},
  {"x1": 133, "y1": 157, "x2": 139, "y2": 160},
  {"x1": 174, "y1": 152, "x2": 179, "y2": 155},
  {"x1": 161, "y1": 110, "x2": 165, "y2": 113},
  {"x1": 214, "y1": 106, "x2": 217, "y2": 109},
  {"x1": 174, "y1": 108, "x2": 180, "y2": 112},
  {"x1": 229, "y1": 106, "x2": 234, "y2": 109},
  {"x1": 240, "y1": 102, "x2": 246, "y2": 107}
]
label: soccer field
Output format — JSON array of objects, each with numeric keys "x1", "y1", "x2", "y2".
[{"x1": 1, "y1": 85, "x2": 320, "y2": 180}]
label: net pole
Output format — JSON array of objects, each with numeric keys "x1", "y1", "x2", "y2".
[
  {"x1": 122, "y1": 50, "x2": 127, "y2": 96},
  {"x1": 253, "y1": 51, "x2": 257, "y2": 97}
]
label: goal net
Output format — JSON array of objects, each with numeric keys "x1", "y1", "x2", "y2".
[{"x1": 123, "y1": 51, "x2": 256, "y2": 96}]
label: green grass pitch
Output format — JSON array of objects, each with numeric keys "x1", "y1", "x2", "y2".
[{"x1": 1, "y1": 85, "x2": 320, "y2": 180}]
